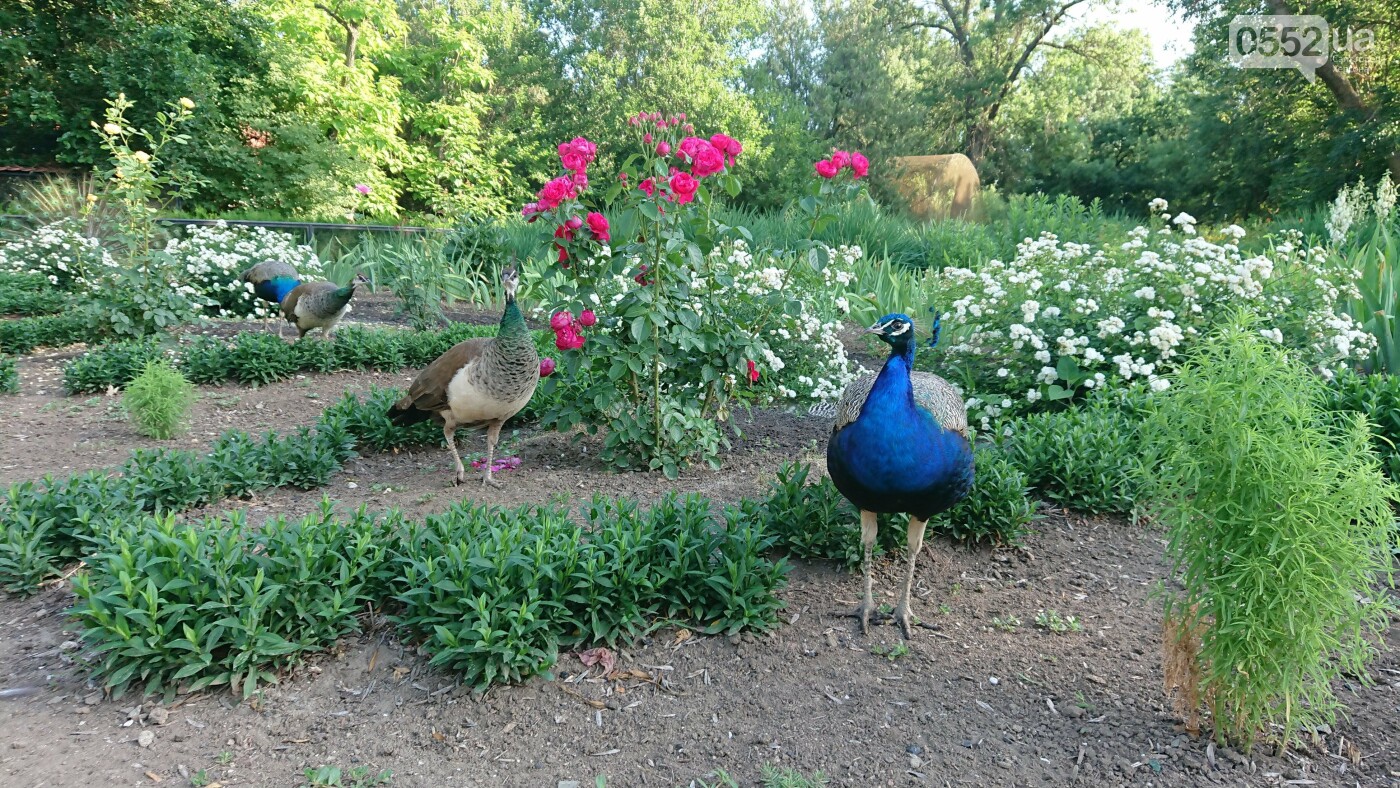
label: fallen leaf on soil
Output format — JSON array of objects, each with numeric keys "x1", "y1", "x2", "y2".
[
  {"x1": 283, "y1": 738, "x2": 309, "y2": 745},
  {"x1": 144, "y1": 771, "x2": 162, "y2": 782},
  {"x1": 502, "y1": 722, "x2": 517, "y2": 734},
  {"x1": 672, "y1": 629, "x2": 691, "y2": 647},
  {"x1": 576, "y1": 647, "x2": 617, "y2": 676},
  {"x1": 432, "y1": 730, "x2": 446, "y2": 743}
]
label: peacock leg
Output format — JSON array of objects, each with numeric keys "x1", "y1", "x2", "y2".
[
  {"x1": 855, "y1": 509, "x2": 878, "y2": 635},
  {"x1": 444, "y1": 422, "x2": 466, "y2": 485},
  {"x1": 893, "y1": 516, "x2": 928, "y2": 638},
  {"x1": 481, "y1": 422, "x2": 504, "y2": 488}
]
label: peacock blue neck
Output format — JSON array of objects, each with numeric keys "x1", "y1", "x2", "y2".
[
  {"x1": 257, "y1": 276, "x2": 301, "y2": 305},
  {"x1": 868, "y1": 337, "x2": 917, "y2": 410},
  {"x1": 499, "y1": 296, "x2": 526, "y2": 338}
]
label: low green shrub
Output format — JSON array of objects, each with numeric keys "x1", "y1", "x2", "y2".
[
  {"x1": 64, "y1": 339, "x2": 166, "y2": 394},
  {"x1": 0, "y1": 355, "x2": 16, "y2": 394},
  {"x1": 759, "y1": 454, "x2": 1038, "y2": 569},
  {"x1": 324, "y1": 387, "x2": 442, "y2": 452},
  {"x1": 1323, "y1": 367, "x2": 1400, "y2": 480},
  {"x1": 71, "y1": 503, "x2": 389, "y2": 699},
  {"x1": 0, "y1": 273, "x2": 66, "y2": 316},
  {"x1": 391, "y1": 494, "x2": 788, "y2": 690},
  {"x1": 0, "y1": 312, "x2": 93, "y2": 354},
  {"x1": 1003, "y1": 404, "x2": 1141, "y2": 514},
  {"x1": 1140, "y1": 320, "x2": 1397, "y2": 749},
  {"x1": 228, "y1": 332, "x2": 300, "y2": 386},
  {"x1": 124, "y1": 361, "x2": 196, "y2": 439}
]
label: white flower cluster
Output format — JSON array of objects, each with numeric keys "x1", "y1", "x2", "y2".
[
  {"x1": 1327, "y1": 173, "x2": 1397, "y2": 246},
  {"x1": 938, "y1": 198, "x2": 1373, "y2": 432},
  {"x1": 0, "y1": 219, "x2": 114, "y2": 287},
  {"x1": 163, "y1": 221, "x2": 323, "y2": 318}
]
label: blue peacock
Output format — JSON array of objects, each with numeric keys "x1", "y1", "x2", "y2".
[
  {"x1": 240, "y1": 260, "x2": 362, "y2": 339},
  {"x1": 826, "y1": 311, "x2": 975, "y2": 638}
]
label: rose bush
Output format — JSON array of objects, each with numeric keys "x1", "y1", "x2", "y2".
[{"x1": 527, "y1": 114, "x2": 869, "y2": 476}]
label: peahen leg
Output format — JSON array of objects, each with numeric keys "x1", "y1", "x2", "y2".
[
  {"x1": 893, "y1": 516, "x2": 928, "y2": 639},
  {"x1": 481, "y1": 422, "x2": 503, "y2": 488},
  {"x1": 444, "y1": 422, "x2": 466, "y2": 485},
  {"x1": 855, "y1": 509, "x2": 878, "y2": 635}
]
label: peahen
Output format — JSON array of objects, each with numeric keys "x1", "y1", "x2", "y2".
[
  {"x1": 280, "y1": 274, "x2": 367, "y2": 339},
  {"x1": 826, "y1": 312, "x2": 975, "y2": 638},
  {"x1": 240, "y1": 260, "x2": 302, "y2": 335},
  {"x1": 387, "y1": 266, "x2": 539, "y2": 486}
]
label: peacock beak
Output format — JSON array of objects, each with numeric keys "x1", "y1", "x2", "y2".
[{"x1": 865, "y1": 324, "x2": 884, "y2": 335}]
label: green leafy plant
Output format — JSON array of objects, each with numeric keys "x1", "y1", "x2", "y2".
[
  {"x1": 0, "y1": 272, "x2": 67, "y2": 316},
  {"x1": 870, "y1": 642, "x2": 910, "y2": 660},
  {"x1": 1003, "y1": 403, "x2": 1140, "y2": 513},
  {"x1": 302, "y1": 764, "x2": 393, "y2": 787},
  {"x1": 0, "y1": 355, "x2": 16, "y2": 394},
  {"x1": 1139, "y1": 318, "x2": 1398, "y2": 749},
  {"x1": 0, "y1": 312, "x2": 93, "y2": 354},
  {"x1": 64, "y1": 338, "x2": 166, "y2": 394},
  {"x1": 124, "y1": 361, "x2": 196, "y2": 439},
  {"x1": 1323, "y1": 367, "x2": 1400, "y2": 481},
  {"x1": 1034, "y1": 609, "x2": 1081, "y2": 633},
  {"x1": 992, "y1": 614, "x2": 1021, "y2": 632}
]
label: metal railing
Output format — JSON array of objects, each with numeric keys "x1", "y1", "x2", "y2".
[{"x1": 0, "y1": 214, "x2": 444, "y2": 245}]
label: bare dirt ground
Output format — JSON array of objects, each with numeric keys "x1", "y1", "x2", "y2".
[{"x1": 2, "y1": 323, "x2": 1399, "y2": 788}]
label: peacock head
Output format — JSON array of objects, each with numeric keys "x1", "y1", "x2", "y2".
[
  {"x1": 500, "y1": 265, "x2": 519, "y2": 301},
  {"x1": 867, "y1": 313, "x2": 916, "y2": 347}
]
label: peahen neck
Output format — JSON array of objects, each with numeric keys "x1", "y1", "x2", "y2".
[{"x1": 498, "y1": 295, "x2": 527, "y2": 339}]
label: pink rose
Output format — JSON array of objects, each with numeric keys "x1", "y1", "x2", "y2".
[
  {"x1": 585, "y1": 212, "x2": 610, "y2": 242},
  {"x1": 814, "y1": 159, "x2": 839, "y2": 179},
  {"x1": 851, "y1": 152, "x2": 869, "y2": 178},
  {"x1": 566, "y1": 215, "x2": 584, "y2": 230},
  {"x1": 638, "y1": 177, "x2": 656, "y2": 197},
  {"x1": 354, "y1": 183, "x2": 370, "y2": 195},
  {"x1": 556, "y1": 244, "x2": 569, "y2": 265},
  {"x1": 559, "y1": 145, "x2": 588, "y2": 173},
  {"x1": 669, "y1": 171, "x2": 699, "y2": 204},
  {"x1": 690, "y1": 142, "x2": 725, "y2": 178},
  {"x1": 578, "y1": 309, "x2": 597, "y2": 327},
  {"x1": 550, "y1": 311, "x2": 572, "y2": 331},
  {"x1": 677, "y1": 136, "x2": 704, "y2": 162},
  {"x1": 554, "y1": 224, "x2": 574, "y2": 242},
  {"x1": 709, "y1": 134, "x2": 742, "y2": 166},
  {"x1": 831, "y1": 150, "x2": 851, "y2": 170},
  {"x1": 569, "y1": 136, "x2": 597, "y2": 162},
  {"x1": 555, "y1": 327, "x2": 585, "y2": 351},
  {"x1": 539, "y1": 357, "x2": 557, "y2": 377},
  {"x1": 656, "y1": 141, "x2": 671, "y2": 156},
  {"x1": 571, "y1": 171, "x2": 589, "y2": 192},
  {"x1": 538, "y1": 176, "x2": 575, "y2": 208}
]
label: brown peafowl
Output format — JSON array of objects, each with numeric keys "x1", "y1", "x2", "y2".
[
  {"x1": 387, "y1": 266, "x2": 539, "y2": 486},
  {"x1": 280, "y1": 274, "x2": 367, "y2": 339},
  {"x1": 240, "y1": 260, "x2": 302, "y2": 336},
  {"x1": 825, "y1": 311, "x2": 975, "y2": 638}
]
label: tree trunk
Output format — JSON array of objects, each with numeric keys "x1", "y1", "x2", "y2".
[{"x1": 314, "y1": 3, "x2": 360, "y2": 68}]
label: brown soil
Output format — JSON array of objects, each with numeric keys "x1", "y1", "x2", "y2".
[{"x1": 3, "y1": 342, "x2": 1400, "y2": 788}]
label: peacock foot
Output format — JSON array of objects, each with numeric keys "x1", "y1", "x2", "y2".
[
  {"x1": 854, "y1": 601, "x2": 878, "y2": 636},
  {"x1": 482, "y1": 473, "x2": 503, "y2": 489},
  {"x1": 453, "y1": 470, "x2": 467, "y2": 486},
  {"x1": 893, "y1": 605, "x2": 918, "y2": 639}
]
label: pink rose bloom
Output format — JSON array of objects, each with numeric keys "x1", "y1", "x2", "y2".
[
  {"x1": 559, "y1": 145, "x2": 588, "y2": 173},
  {"x1": 644, "y1": 132, "x2": 653, "y2": 144},
  {"x1": 585, "y1": 212, "x2": 610, "y2": 242},
  {"x1": 550, "y1": 311, "x2": 572, "y2": 331},
  {"x1": 539, "y1": 176, "x2": 574, "y2": 208},
  {"x1": 677, "y1": 136, "x2": 705, "y2": 162},
  {"x1": 569, "y1": 136, "x2": 597, "y2": 162},
  {"x1": 556, "y1": 244, "x2": 569, "y2": 265},
  {"x1": 566, "y1": 215, "x2": 584, "y2": 231},
  {"x1": 555, "y1": 327, "x2": 585, "y2": 351},
  {"x1": 354, "y1": 184, "x2": 370, "y2": 195},
  {"x1": 831, "y1": 150, "x2": 851, "y2": 169},
  {"x1": 520, "y1": 201, "x2": 543, "y2": 223},
  {"x1": 571, "y1": 172, "x2": 589, "y2": 193},
  {"x1": 709, "y1": 134, "x2": 742, "y2": 165},
  {"x1": 554, "y1": 224, "x2": 573, "y2": 242},
  {"x1": 669, "y1": 171, "x2": 699, "y2": 204},
  {"x1": 539, "y1": 357, "x2": 556, "y2": 377},
  {"x1": 578, "y1": 309, "x2": 597, "y2": 327},
  {"x1": 851, "y1": 151, "x2": 869, "y2": 178},
  {"x1": 814, "y1": 159, "x2": 839, "y2": 179},
  {"x1": 690, "y1": 143, "x2": 725, "y2": 178},
  {"x1": 638, "y1": 177, "x2": 656, "y2": 197},
  {"x1": 656, "y1": 141, "x2": 671, "y2": 156}
]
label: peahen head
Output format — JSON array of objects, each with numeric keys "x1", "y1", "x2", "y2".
[
  {"x1": 867, "y1": 313, "x2": 916, "y2": 348},
  {"x1": 500, "y1": 265, "x2": 519, "y2": 302}
]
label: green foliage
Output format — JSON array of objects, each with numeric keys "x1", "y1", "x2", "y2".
[
  {"x1": 0, "y1": 273, "x2": 66, "y2": 316},
  {"x1": 63, "y1": 339, "x2": 167, "y2": 395},
  {"x1": 392, "y1": 494, "x2": 788, "y2": 690},
  {"x1": 0, "y1": 355, "x2": 16, "y2": 394},
  {"x1": 124, "y1": 361, "x2": 196, "y2": 439},
  {"x1": 71, "y1": 503, "x2": 389, "y2": 699},
  {"x1": 758, "y1": 458, "x2": 1036, "y2": 569},
  {"x1": 1003, "y1": 404, "x2": 1141, "y2": 514},
  {"x1": 302, "y1": 764, "x2": 393, "y2": 787},
  {"x1": 227, "y1": 332, "x2": 300, "y2": 386},
  {"x1": 1323, "y1": 368, "x2": 1400, "y2": 482},
  {"x1": 1034, "y1": 609, "x2": 1082, "y2": 633},
  {"x1": 1139, "y1": 319, "x2": 1398, "y2": 749},
  {"x1": 323, "y1": 388, "x2": 442, "y2": 453},
  {"x1": 0, "y1": 312, "x2": 94, "y2": 354}
]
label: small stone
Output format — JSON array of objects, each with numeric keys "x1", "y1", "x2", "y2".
[
  {"x1": 59, "y1": 640, "x2": 79, "y2": 652},
  {"x1": 559, "y1": 782, "x2": 581, "y2": 788},
  {"x1": 177, "y1": 765, "x2": 190, "y2": 779},
  {"x1": 137, "y1": 730, "x2": 155, "y2": 748},
  {"x1": 909, "y1": 754, "x2": 923, "y2": 769},
  {"x1": 988, "y1": 677, "x2": 999, "y2": 686},
  {"x1": 83, "y1": 692, "x2": 101, "y2": 706},
  {"x1": 147, "y1": 707, "x2": 170, "y2": 726},
  {"x1": 906, "y1": 744, "x2": 923, "y2": 756},
  {"x1": 727, "y1": 634, "x2": 741, "y2": 646},
  {"x1": 1065, "y1": 705, "x2": 1086, "y2": 719},
  {"x1": 1086, "y1": 674, "x2": 1107, "y2": 685}
]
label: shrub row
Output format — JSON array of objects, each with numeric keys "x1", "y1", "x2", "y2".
[
  {"x1": 0, "y1": 312, "x2": 93, "y2": 354},
  {"x1": 0, "y1": 273, "x2": 67, "y2": 317},
  {"x1": 62, "y1": 323, "x2": 556, "y2": 397},
  {"x1": 0, "y1": 355, "x2": 16, "y2": 394}
]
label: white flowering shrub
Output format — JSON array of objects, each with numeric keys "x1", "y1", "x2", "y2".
[
  {"x1": 0, "y1": 219, "x2": 115, "y2": 288},
  {"x1": 933, "y1": 201, "x2": 1373, "y2": 434},
  {"x1": 163, "y1": 222, "x2": 323, "y2": 318},
  {"x1": 1327, "y1": 173, "x2": 1396, "y2": 247}
]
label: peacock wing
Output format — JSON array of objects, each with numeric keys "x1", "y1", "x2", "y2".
[
  {"x1": 831, "y1": 374, "x2": 876, "y2": 431},
  {"x1": 910, "y1": 371, "x2": 969, "y2": 438},
  {"x1": 399, "y1": 337, "x2": 491, "y2": 414},
  {"x1": 280, "y1": 283, "x2": 305, "y2": 322},
  {"x1": 241, "y1": 260, "x2": 299, "y2": 284}
]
